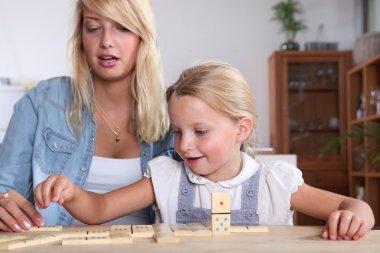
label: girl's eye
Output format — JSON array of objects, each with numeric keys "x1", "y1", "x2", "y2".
[
  {"x1": 195, "y1": 129, "x2": 208, "y2": 136},
  {"x1": 173, "y1": 130, "x2": 182, "y2": 136}
]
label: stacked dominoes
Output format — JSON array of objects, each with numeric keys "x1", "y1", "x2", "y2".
[{"x1": 211, "y1": 192, "x2": 231, "y2": 236}]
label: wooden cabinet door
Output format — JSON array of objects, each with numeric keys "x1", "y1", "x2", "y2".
[{"x1": 269, "y1": 51, "x2": 352, "y2": 225}]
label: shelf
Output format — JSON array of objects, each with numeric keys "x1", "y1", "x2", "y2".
[
  {"x1": 290, "y1": 128, "x2": 339, "y2": 133},
  {"x1": 347, "y1": 53, "x2": 380, "y2": 226},
  {"x1": 288, "y1": 87, "x2": 338, "y2": 92}
]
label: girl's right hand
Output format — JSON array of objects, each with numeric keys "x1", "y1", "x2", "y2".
[{"x1": 34, "y1": 175, "x2": 75, "y2": 209}]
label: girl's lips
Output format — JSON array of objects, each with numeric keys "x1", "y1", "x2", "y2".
[{"x1": 186, "y1": 156, "x2": 203, "y2": 164}]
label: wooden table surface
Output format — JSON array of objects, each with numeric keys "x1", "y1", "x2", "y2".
[{"x1": 1, "y1": 225, "x2": 379, "y2": 253}]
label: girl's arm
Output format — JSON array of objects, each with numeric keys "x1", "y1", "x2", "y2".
[
  {"x1": 291, "y1": 183, "x2": 375, "y2": 240},
  {"x1": 34, "y1": 175, "x2": 155, "y2": 224}
]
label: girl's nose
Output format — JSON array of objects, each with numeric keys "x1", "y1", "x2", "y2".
[{"x1": 178, "y1": 135, "x2": 193, "y2": 152}]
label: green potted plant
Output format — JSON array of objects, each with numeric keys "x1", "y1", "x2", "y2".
[
  {"x1": 320, "y1": 125, "x2": 380, "y2": 168},
  {"x1": 271, "y1": 0, "x2": 307, "y2": 50}
]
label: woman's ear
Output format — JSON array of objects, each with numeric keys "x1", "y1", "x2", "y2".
[{"x1": 236, "y1": 117, "x2": 254, "y2": 143}]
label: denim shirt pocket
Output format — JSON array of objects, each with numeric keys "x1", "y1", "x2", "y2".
[{"x1": 35, "y1": 127, "x2": 78, "y2": 174}]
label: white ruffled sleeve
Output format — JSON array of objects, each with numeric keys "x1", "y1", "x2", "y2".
[
  {"x1": 258, "y1": 160, "x2": 303, "y2": 225},
  {"x1": 145, "y1": 156, "x2": 183, "y2": 224}
]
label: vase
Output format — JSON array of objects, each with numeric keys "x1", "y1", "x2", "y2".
[{"x1": 280, "y1": 41, "x2": 300, "y2": 51}]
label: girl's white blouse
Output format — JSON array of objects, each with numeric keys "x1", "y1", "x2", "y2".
[{"x1": 145, "y1": 152, "x2": 304, "y2": 225}]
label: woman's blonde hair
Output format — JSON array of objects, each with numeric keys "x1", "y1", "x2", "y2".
[
  {"x1": 68, "y1": 0, "x2": 169, "y2": 143},
  {"x1": 166, "y1": 61, "x2": 258, "y2": 157}
]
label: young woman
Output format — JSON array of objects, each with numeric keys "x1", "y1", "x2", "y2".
[
  {"x1": 35, "y1": 61, "x2": 374, "y2": 240},
  {"x1": 0, "y1": 0, "x2": 178, "y2": 232}
]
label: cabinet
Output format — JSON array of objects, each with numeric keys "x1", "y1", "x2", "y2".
[
  {"x1": 0, "y1": 86, "x2": 27, "y2": 143},
  {"x1": 268, "y1": 51, "x2": 352, "y2": 225},
  {"x1": 347, "y1": 54, "x2": 380, "y2": 227}
]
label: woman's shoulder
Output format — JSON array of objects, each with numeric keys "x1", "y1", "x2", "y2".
[
  {"x1": 22, "y1": 76, "x2": 72, "y2": 109},
  {"x1": 28, "y1": 76, "x2": 72, "y2": 97}
]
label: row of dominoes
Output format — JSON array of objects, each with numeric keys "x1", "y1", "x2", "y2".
[{"x1": 0, "y1": 223, "x2": 269, "y2": 250}]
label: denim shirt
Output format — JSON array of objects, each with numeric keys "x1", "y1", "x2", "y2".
[{"x1": 0, "y1": 76, "x2": 177, "y2": 225}]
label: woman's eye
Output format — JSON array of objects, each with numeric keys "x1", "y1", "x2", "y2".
[
  {"x1": 118, "y1": 26, "x2": 131, "y2": 32},
  {"x1": 86, "y1": 27, "x2": 99, "y2": 33}
]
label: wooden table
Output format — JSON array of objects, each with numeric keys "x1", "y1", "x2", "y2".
[{"x1": 1, "y1": 226, "x2": 379, "y2": 253}]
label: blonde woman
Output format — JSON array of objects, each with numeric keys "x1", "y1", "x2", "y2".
[
  {"x1": 0, "y1": 0, "x2": 178, "y2": 232},
  {"x1": 36, "y1": 61, "x2": 374, "y2": 240}
]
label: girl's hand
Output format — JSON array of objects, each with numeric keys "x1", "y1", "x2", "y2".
[
  {"x1": 322, "y1": 210, "x2": 367, "y2": 240},
  {"x1": 34, "y1": 175, "x2": 75, "y2": 209}
]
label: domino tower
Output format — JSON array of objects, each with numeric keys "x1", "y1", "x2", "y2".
[{"x1": 211, "y1": 192, "x2": 231, "y2": 235}]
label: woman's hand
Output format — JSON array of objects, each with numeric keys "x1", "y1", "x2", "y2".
[
  {"x1": 34, "y1": 175, "x2": 76, "y2": 210},
  {"x1": 322, "y1": 210, "x2": 368, "y2": 240},
  {"x1": 0, "y1": 190, "x2": 45, "y2": 232}
]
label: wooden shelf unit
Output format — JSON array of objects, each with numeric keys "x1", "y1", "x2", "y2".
[
  {"x1": 269, "y1": 51, "x2": 352, "y2": 225},
  {"x1": 347, "y1": 54, "x2": 380, "y2": 226}
]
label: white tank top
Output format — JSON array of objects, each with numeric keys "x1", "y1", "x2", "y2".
[{"x1": 70, "y1": 156, "x2": 151, "y2": 225}]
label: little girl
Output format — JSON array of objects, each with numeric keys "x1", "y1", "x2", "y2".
[{"x1": 34, "y1": 61, "x2": 374, "y2": 240}]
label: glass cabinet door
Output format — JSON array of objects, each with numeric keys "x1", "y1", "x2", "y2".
[{"x1": 287, "y1": 62, "x2": 340, "y2": 156}]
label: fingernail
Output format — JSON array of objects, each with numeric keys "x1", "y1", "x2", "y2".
[
  {"x1": 23, "y1": 221, "x2": 31, "y2": 229},
  {"x1": 330, "y1": 235, "x2": 336, "y2": 240},
  {"x1": 36, "y1": 218, "x2": 45, "y2": 226},
  {"x1": 13, "y1": 224, "x2": 21, "y2": 232}
]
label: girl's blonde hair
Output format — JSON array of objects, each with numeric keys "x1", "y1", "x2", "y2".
[
  {"x1": 166, "y1": 61, "x2": 258, "y2": 157},
  {"x1": 68, "y1": 0, "x2": 169, "y2": 143}
]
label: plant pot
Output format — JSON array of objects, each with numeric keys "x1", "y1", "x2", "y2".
[{"x1": 280, "y1": 41, "x2": 300, "y2": 51}]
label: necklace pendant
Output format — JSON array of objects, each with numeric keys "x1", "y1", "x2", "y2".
[{"x1": 116, "y1": 135, "x2": 120, "y2": 142}]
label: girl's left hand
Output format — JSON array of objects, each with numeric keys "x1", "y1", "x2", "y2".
[{"x1": 322, "y1": 210, "x2": 367, "y2": 240}]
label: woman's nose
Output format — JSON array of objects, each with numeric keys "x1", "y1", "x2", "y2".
[{"x1": 100, "y1": 31, "x2": 114, "y2": 49}]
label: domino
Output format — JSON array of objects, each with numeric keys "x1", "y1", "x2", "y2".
[
  {"x1": 169, "y1": 223, "x2": 194, "y2": 237},
  {"x1": 110, "y1": 232, "x2": 133, "y2": 244},
  {"x1": 63, "y1": 229, "x2": 110, "y2": 239},
  {"x1": 230, "y1": 226, "x2": 249, "y2": 233},
  {"x1": 62, "y1": 230, "x2": 88, "y2": 238},
  {"x1": 0, "y1": 235, "x2": 26, "y2": 243},
  {"x1": 87, "y1": 230, "x2": 110, "y2": 237},
  {"x1": 110, "y1": 225, "x2": 132, "y2": 235},
  {"x1": 0, "y1": 239, "x2": 26, "y2": 250},
  {"x1": 62, "y1": 236, "x2": 111, "y2": 246},
  {"x1": 110, "y1": 225, "x2": 132, "y2": 231},
  {"x1": 230, "y1": 226, "x2": 269, "y2": 233},
  {"x1": 211, "y1": 214, "x2": 231, "y2": 235},
  {"x1": 34, "y1": 234, "x2": 63, "y2": 244},
  {"x1": 152, "y1": 224, "x2": 179, "y2": 243},
  {"x1": 247, "y1": 226, "x2": 269, "y2": 233},
  {"x1": 186, "y1": 223, "x2": 212, "y2": 236},
  {"x1": 23, "y1": 225, "x2": 63, "y2": 232},
  {"x1": 131, "y1": 225, "x2": 154, "y2": 238},
  {"x1": 0, "y1": 233, "x2": 63, "y2": 250},
  {"x1": 211, "y1": 192, "x2": 230, "y2": 214}
]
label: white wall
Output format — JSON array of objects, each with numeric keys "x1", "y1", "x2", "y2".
[
  {"x1": 368, "y1": 0, "x2": 380, "y2": 32},
  {"x1": 0, "y1": 0, "x2": 356, "y2": 147}
]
